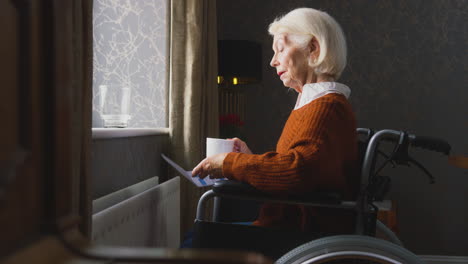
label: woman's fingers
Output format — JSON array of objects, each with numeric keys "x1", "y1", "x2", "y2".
[
  {"x1": 192, "y1": 153, "x2": 228, "y2": 179},
  {"x1": 192, "y1": 158, "x2": 211, "y2": 179},
  {"x1": 230, "y1": 137, "x2": 252, "y2": 154},
  {"x1": 228, "y1": 137, "x2": 241, "y2": 152},
  {"x1": 196, "y1": 160, "x2": 210, "y2": 179},
  {"x1": 200, "y1": 160, "x2": 212, "y2": 179},
  {"x1": 192, "y1": 159, "x2": 205, "y2": 178},
  {"x1": 229, "y1": 137, "x2": 251, "y2": 153},
  {"x1": 234, "y1": 144, "x2": 241, "y2": 152}
]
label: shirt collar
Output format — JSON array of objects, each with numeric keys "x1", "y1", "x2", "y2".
[{"x1": 294, "y1": 82, "x2": 351, "y2": 110}]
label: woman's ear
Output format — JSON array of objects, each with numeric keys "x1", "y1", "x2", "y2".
[{"x1": 309, "y1": 37, "x2": 320, "y2": 61}]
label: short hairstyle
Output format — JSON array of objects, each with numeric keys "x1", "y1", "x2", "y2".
[{"x1": 269, "y1": 8, "x2": 347, "y2": 79}]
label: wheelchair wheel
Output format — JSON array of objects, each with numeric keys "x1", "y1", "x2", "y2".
[{"x1": 276, "y1": 235, "x2": 423, "y2": 264}]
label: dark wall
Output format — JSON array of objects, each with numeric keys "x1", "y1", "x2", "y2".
[
  {"x1": 91, "y1": 134, "x2": 168, "y2": 199},
  {"x1": 217, "y1": 0, "x2": 468, "y2": 255}
]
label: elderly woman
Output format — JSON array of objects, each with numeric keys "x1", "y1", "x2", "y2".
[{"x1": 193, "y1": 8, "x2": 358, "y2": 235}]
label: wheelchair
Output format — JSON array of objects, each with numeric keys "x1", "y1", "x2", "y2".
[{"x1": 192, "y1": 128, "x2": 451, "y2": 263}]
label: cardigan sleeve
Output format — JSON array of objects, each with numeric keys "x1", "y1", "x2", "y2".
[
  {"x1": 222, "y1": 146, "x2": 321, "y2": 194},
  {"x1": 222, "y1": 95, "x2": 351, "y2": 195}
]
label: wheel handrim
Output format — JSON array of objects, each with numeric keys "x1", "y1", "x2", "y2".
[{"x1": 299, "y1": 250, "x2": 403, "y2": 264}]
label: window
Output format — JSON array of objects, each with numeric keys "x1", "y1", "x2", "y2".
[{"x1": 92, "y1": 0, "x2": 168, "y2": 128}]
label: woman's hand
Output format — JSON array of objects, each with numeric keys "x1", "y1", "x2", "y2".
[
  {"x1": 229, "y1": 137, "x2": 253, "y2": 154},
  {"x1": 192, "y1": 152, "x2": 228, "y2": 179}
]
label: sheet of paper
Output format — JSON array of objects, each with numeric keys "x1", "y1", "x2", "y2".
[{"x1": 161, "y1": 153, "x2": 226, "y2": 187}]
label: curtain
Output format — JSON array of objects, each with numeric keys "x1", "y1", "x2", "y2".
[
  {"x1": 169, "y1": 0, "x2": 219, "y2": 237},
  {"x1": 72, "y1": 0, "x2": 93, "y2": 237}
]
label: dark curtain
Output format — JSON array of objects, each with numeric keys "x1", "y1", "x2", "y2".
[{"x1": 72, "y1": 0, "x2": 93, "y2": 237}]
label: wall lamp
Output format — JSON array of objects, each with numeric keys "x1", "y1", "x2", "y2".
[{"x1": 217, "y1": 40, "x2": 262, "y2": 86}]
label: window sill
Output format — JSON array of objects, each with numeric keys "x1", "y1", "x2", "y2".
[{"x1": 92, "y1": 127, "x2": 170, "y2": 139}]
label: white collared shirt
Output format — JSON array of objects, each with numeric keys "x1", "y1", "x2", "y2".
[{"x1": 294, "y1": 82, "x2": 351, "y2": 110}]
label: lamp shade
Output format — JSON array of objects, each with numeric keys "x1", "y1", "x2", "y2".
[{"x1": 218, "y1": 40, "x2": 262, "y2": 84}]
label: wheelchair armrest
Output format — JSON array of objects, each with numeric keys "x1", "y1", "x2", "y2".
[
  {"x1": 196, "y1": 180, "x2": 352, "y2": 221},
  {"x1": 212, "y1": 180, "x2": 261, "y2": 195},
  {"x1": 212, "y1": 180, "x2": 342, "y2": 205}
]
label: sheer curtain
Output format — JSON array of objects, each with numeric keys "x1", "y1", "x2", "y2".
[{"x1": 169, "y1": 0, "x2": 219, "y2": 237}]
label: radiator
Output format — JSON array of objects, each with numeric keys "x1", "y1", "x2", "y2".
[
  {"x1": 93, "y1": 176, "x2": 160, "y2": 214},
  {"x1": 92, "y1": 177, "x2": 180, "y2": 248},
  {"x1": 219, "y1": 88, "x2": 245, "y2": 121}
]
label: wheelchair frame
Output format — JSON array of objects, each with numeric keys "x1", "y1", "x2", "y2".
[{"x1": 193, "y1": 128, "x2": 450, "y2": 263}]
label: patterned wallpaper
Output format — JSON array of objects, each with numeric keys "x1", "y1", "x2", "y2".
[
  {"x1": 92, "y1": 0, "x2": 168, "y2": 128},
  {"x1": 217, "y1": 0, "x2": 468, "y2": 256}
]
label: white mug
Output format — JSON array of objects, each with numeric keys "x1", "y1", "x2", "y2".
[{"x1": 206, "y1": 138, "x2": 234, "y2": 157}]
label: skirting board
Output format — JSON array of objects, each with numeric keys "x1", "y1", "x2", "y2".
[{"x1": 419, "y1": 255, "x2": 468, "y2": 264}]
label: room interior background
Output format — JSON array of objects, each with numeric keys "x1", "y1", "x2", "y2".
[
  {"x1": 3, "y1": 0, "x2": 466, "y2": 262},
  {"x1": 87, "y1": 0, "x2": 467, "y2": 256},
  {"x1": 216, "y1": 0, "x2": 468, "y2": 256}
]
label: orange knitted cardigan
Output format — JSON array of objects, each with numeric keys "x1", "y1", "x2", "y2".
[{"x1": 222, "y1": 93, "x2": 359, "y2": 233}]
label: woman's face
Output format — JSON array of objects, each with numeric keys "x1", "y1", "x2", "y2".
[{"x1": 270, "y1": 34, "x2": 313, "y2": 93}]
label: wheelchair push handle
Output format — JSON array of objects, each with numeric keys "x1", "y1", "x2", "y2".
[
  {"x1": 410, "y1": 135, "x2": 451, "y2": 155},
  {"x1": 362, "y1": 129, "x2": 451, "y2": 186},
  {"x1": 375, "y1": 129, "x2": 451, "y2": 156}
]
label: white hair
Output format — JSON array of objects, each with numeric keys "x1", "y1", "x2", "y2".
[{"x1": 268, "y1": 8, "x2": 347, "y2": 79}]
